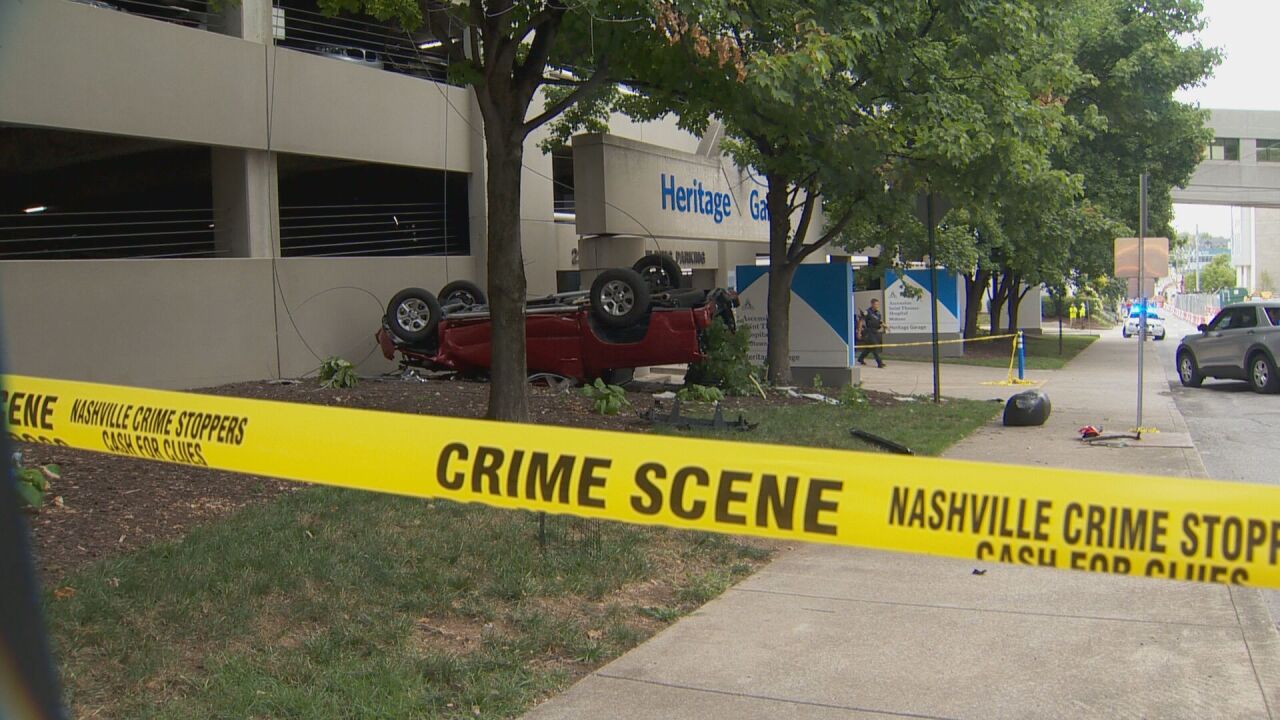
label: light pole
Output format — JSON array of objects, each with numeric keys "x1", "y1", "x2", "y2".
[
  {"x1": 1136, "y1": 173, "x2": 1148, "y2": 438},
  {"x1": 1195, "y1": 223, "x2": 1200, "y2": 292}
]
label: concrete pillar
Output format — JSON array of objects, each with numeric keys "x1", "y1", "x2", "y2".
[
  {"x1": 211, "y1": 148, "x2": 280, "y2": 258},
  {"x1": 210, "y1": 0, "x2": 278, "y2": 259},
  {"x1": 219, "y1": 0, "x2": 273, "y2": 42},
  {"x1": 578, "y1": 235, "x2": 646, "y2": 288},
  {"x1": 1242, "y1": 138, "x2": 1258, "y2": 164}
]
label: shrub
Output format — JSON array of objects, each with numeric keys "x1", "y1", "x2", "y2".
[
  {"x1": 11, "y1": 451, "x2": 59, "y2": 508},
  {"x1": 676, "y1": 384, "x2": 725, "y2": 403},
  {"x1": 685, "y1": 319, "x2": 761, "y2": 396},
  {"x1": 319, "y1": 357, "x2": 359, "y2": 388},
  {"x1": 581, "y1": 378, "x2": 630, "y2": 415},
  {"x1": 839, "y1": 383, "x2": 868, "y2": 405}
]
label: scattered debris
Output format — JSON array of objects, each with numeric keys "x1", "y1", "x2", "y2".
[
  {"x1": 784, "y1": 389, "x2": 840, "y2": 405},
  {"x1": 397, "y1": 368, "x2": 429, "y2": 383},
  {"x1": 972, "y1": 568, "x2": 987, "y2": 576},
  {"x1": 266, "y1": 378, "x2": 301, "y2": 385},
  {"x1": 1079, "y1": 425, "x2": 1102, "y2": 439},
  {"x1": 850, "y1": 429, "x2": 914, "y2": 455},
  {"x1": 652, "y1": 391, "x2": 677, "y2": 400},
  {"x1": 528, "y1": 373, "x2": 575, "y2": 391},
  {"x1": 642, "y1": 399, "x2": 757, "y2": 431},
  {"x1": 1002, "y1": 390, "x2": 1051, "y2": 427}
]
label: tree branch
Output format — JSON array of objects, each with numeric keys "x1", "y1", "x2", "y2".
[
  {"x1": 513, "y1": 3, "x2": 568, "y2": 104},
  {"x1": 787, "y1": 189, "x2": 819, "y2": 259},
  {"x1": 523, "y1": 61, "x2": 610, "y2": 133}
]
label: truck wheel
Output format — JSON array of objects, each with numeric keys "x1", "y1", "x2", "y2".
[
  {"x1": 632, "y1": 254, "x2": 684, "y2": 292},
  {"x1": 439, "y1": 280, "x2": 486, "y2": 309},
  {"x1": 590, "y1": 268, "x2": 651, "y2": 328},
  {"x1": 1177, "y1": 350, "x2": 1203, "y2": 388},
  {"x1": 1249, "y1": 353, "x2": 1279, "y2": 394},
  {"x1": 386, "y1": 288, "x2": 442, "y2": 343}
]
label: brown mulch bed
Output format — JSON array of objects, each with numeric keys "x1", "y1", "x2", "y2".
[{"x1": 19, "y1": 375, "x2": 880, "y2": 586}]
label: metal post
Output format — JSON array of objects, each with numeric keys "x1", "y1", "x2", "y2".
[
  {"x1": 1057, "y1": 293, "x2": 1063, "y2": 355},
  {"x1": 1136, "y1": 173, "x2": 1148, "y2": 436},
  {"x1": 1017, "y1": 331, "x2": 1026, "y2": 380},
  {"x1": 928, "y1": 193, "x2": 941, "y2": 404}
]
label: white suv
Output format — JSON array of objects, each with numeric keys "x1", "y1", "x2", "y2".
[{"x1": 1122, "y1": 307, "x2": 1165, "y2": 340}]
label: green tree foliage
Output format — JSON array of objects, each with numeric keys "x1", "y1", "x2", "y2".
[
  {"x1": 1199, "y1": 254, "x2": 1236, "y2": 293},
  {"x1": 616, "y1": 0, "x2": 1083, "y2": 384},
  {"x1": 317, "y1": 0, "x2": 700, "y2": 421},
  {"x1": 904, "y1": 0, "x2": 1217, "y2": 336}
]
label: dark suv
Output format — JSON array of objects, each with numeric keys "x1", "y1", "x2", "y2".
[{"x1": 1176, "y1": 302, "x2": 1280, "y2": 393}]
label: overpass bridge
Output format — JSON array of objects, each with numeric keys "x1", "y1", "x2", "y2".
[{"x1": 1172, "y1": 109, "x2": 1280, "y2": 208}]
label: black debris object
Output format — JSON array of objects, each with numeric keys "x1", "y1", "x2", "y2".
[
  {"x1": 642, "y1": 399, "x2": 756, "y2": 431},
  {"x1": 1002, "y1": 389, "x2": 1051, "y2": 427},
  {"x1": 849, "y1": 428, "x2": 914, "y2": 455}
]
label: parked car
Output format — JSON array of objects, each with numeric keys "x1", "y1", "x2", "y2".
[
  {"x1": 376, "y1": 255, "x2": 737, "y2": 383},
  {"x1": 1176, "y1": 302, "x2": 1280, "y2": 392},
  {"x1": 317, "y1": 45, "x2": 385, "y2": 69},
  {"x1": 1122, "y1": 307, "x2": 1166, "y2": 340}
]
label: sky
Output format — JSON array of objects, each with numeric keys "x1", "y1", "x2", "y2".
[{"x1": 1171, "y1": 0, "x2": 1280, "y2": 238}]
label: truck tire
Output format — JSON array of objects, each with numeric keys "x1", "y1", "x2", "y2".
[
  {"x1": 590, "y1": 268, "x2": 651, "y2": 328},
  {"x1": 439, "y1": 280, "x2": 486, "y2": 309},
  {"x1": 1249, "y1": 352, "x2": 1280, "y2": 394},
  {"x1": 386, "y1": 288, "x2": 442, "y2": 343},
  {"x1": 633, "y1": 254, "x2": 684, "y2": 292},
  {"x1": 1177, "y1": 350, "x2": 1203, "y2": 388}
]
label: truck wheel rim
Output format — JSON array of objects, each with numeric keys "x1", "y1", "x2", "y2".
[
  {"x1": 600, "y1": 280, "x2": 635, "y2": 316},
  {"x1": 639, "y1": 266, "x2": 671, "y2": 291},
  {"x1": 397, "y1": 299, "x2": 431, "y2": 331}
]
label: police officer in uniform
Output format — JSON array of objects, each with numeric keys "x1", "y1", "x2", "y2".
[{"x1": 857, "y1": 298, "x2": 887, "y2": 368}]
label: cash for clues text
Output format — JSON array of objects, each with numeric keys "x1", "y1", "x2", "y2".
[
  {"x1": 889, "y1": 487, "x2": 1276, "y2": 584},
  {"x1": 70, "y1": 398, "x2": 249, "y2": 467}
]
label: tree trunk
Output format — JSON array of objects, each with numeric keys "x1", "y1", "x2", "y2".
[
  {"x1": 482, "y1": 122, "x2": 530, "y2": 422},
  {"x1": 963, "y1": 267, "x2": 991, "y2": 339},
  {"x1": 1005, "y1": 271, "x2": 1022, "y2": 333},
  {"x1": 988, "y1": 274, "x2": 1009, "y2": 335},
  {"x1": 764, "y1": 177, "x2": 796, "y2": 385}
]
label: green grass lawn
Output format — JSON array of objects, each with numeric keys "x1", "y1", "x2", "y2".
[
  {"x1": 45, "y1": 396, "x2": 999, "y2": 719},
  {"x1": 661, "y1": 395, "x2": 1000, "y2": 456},
  {"x1": 48, "y1": 489, "x2": 771, "y2": 719}
]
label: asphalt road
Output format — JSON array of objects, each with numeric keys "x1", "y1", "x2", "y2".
[
  {"x1": 1154, "y1": 311, "x2": 1280, "y2": 627},
  {"x1": 1155, "y1": 313, "x2": 1280, "y2": 487}
]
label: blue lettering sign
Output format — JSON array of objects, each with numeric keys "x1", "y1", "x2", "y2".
[
  {"x1": 658, "y1": 173, "x2": 735, "y2": 224},
  {"x1": 749, "y1": 189, "x2": 770, "y2": 222},
  {"x1": 661, "y1": 173, "x2": 676, "y2": 210}
]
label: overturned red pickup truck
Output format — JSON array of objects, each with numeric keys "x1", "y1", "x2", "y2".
[{"x1": 376, "y1": 255, "x2": 738, "y2": 383}]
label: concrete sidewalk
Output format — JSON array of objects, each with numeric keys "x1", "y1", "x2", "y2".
[{"x1": 526, "y1": 330, "x2": 1280, "y2": 719}]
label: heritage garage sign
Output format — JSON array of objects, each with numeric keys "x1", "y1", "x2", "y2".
[{"x1": 572, "y1": 133, "x2": 771, "y2": 243}]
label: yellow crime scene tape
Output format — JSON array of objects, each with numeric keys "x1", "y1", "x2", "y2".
[
  {"x1": 5, "y1": 373, "x2": 1279, "y2": 589},
  {"x1": 853, "y1": 332, "x2": 1019, "y2": 350}
]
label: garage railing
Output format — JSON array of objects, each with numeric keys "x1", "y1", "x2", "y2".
[
  {"x1": 271, "y1": 3, "x2": 455, "y2": 84},
  {"x1": 278, "y1": 201, "x2": 467, "y2": 257},
  {"x1": 0, "y1": 208, "x2": 217, "y2": 259}
]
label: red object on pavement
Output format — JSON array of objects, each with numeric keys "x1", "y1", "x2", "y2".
[{"x1": 1078, "y1": 425, "x2": 1101, "y2": 439}]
